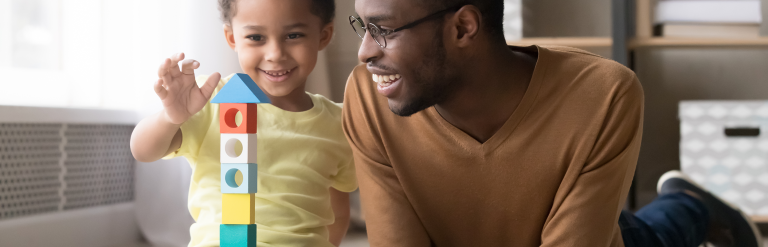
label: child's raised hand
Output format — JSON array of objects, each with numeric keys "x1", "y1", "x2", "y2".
[{"x1": 154, "y1": 53, "x2": 222, "y2": 125}]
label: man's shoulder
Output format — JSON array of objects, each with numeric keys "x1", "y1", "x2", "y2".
[
  {"x1": 540, "y1": 45, "x2": 636, "y2": 81},
  {"x1": 539, "y1": 45, "x2": 639, "y2": 94}
]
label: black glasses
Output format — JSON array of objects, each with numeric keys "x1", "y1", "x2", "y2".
[{"x1": 349, "y1": 5, "x2": 465, "y2": 48}]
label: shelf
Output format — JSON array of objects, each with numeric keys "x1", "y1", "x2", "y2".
[
  {"x1": 753, "y1": 215, "x2": 768, "y2": 223},
  {"x1": 630, "y1": 38, "x2": 768, "y2": 48},
  {"x1": 507, "y1": 37, "x2": 612, "y2": 48}
]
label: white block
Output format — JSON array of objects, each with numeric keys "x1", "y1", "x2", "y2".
[{"x1": 220, "y1": 133, "x2": 257, "y2": 164}]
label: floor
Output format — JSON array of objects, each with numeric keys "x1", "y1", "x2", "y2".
[
  {"x1": 335, "y1": 231, "x2": 768, "y2": 247},
  {"x1": 339, "y1": 231, "x2": 370, "y2": 247},
  {"x1": 110, "y1": 230, "x2": 371, "y2": 247},
  {"x1": 113, "y1": 227, "x2": 768, "y2": 247}
]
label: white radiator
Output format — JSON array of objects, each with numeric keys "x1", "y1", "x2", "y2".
[{"x1": 0, "y1": 105, "x2": 141, "y2": 247}]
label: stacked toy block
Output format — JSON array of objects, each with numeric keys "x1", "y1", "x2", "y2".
[{"x1": 211, "y1": 73, "x2": 271, "y2": 247}]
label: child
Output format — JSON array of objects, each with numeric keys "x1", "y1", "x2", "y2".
[{"x1": 129, "y1": 0, "x2": 357, "y2": 246}]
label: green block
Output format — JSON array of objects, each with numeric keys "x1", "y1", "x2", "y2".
[{"x1": 220, "y1": 224, "x2": 257, "y2": 247}]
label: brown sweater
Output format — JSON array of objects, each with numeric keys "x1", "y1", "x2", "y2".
[{"x1": 342, "y1": 45, "x2": 644, "y2": 247}]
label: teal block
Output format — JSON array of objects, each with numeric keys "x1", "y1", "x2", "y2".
[
  {"x1": 221, "y1": 163, "x2": 258, "y2": 193},
  {"x1": 211, "y1": 73, "x2": 271, "y2": 104},
  {"x1": 220, "y1": 224, "x2": 257, "y2": 247}
]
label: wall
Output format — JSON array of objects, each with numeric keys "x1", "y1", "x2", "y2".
[
  {"x1": 521, "y1": 0, "x2": 613, "y2": 58},
  {"x1": 522, "y1": 0, "x2": 612, "y2": 37},
  {"x1": 325, "y1": 0, "x2": 362, "y2": 102}
]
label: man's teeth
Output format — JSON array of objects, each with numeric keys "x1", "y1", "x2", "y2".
[{"x1": 372, "y1": 73, "x2": 401, "y2": 85}]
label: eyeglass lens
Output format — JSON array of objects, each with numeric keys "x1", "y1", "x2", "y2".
[
  {"x1": 350, "y1": 17, "x2": 366, "y2": 39},
  {"x1": 350, "y1": 17, "x2": 387, "y2": 48}
]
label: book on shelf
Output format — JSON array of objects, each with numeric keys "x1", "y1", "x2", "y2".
[
  {"x1": 655, "y1": 0, "x2": 762, "y2": 24},
  {"x1": 655, "y1": 0, "x2": 763, "y2": 38}
]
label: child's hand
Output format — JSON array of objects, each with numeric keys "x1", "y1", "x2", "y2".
[{"x1": 154, "y1": 53, "x2": 222, "y2": 125}]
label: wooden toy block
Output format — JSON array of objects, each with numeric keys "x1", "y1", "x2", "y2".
[
  {"x1": 211, "y1": 73, "x2": 271, "y2": 104},
  {"x1": 221, "y1": 163, "x2": 258, "y2": 194},
  {"x1": 221, "y1": 134, "x2": 258, "y2": 164},
  {"x1": 222, "y1": 193, "x2": 255, "y2": 224},
  {"x1": 220, "y1": 224, "x2": 257, "y2": 247},
  {"x1": 220, "y1": 103, "x2": 258, "y2": 134}
]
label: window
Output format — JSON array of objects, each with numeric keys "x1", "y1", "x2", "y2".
[{"x1": 0, "y1": 0, "x2": 229, "y2": 112}]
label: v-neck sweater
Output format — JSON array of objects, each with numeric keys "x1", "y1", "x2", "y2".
[{"x1": 342, "y1": 45, "x2": 644, "y2": 247}]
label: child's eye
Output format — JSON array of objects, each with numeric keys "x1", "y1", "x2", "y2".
[
  {"x1": 246, "y1": 35, "x2": 264, "y2": 41},
  {"x1": 287, "y1": 33, "x2": 304, "y2": 40}
]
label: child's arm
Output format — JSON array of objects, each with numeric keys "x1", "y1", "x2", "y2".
[
  {"x1": 131, "y1": 53, "x2": 221, "y2": 162},
  {"x1": 328, "y1": 188, "x2": 351, "y2": 246}
]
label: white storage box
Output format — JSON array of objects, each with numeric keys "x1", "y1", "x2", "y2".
[{"x1": 679, "y1": 101, "x2": 768, "y2": 216}]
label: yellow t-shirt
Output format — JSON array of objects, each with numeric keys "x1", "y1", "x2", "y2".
[{"x1": 165, "y1": 74, "x2": 357, "y2": 247}]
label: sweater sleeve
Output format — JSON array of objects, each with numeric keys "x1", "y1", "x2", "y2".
[
  {"x1": 342, "y1": 66, "x2": 432, "y2": 247},
  {"x1": 540, "y1": 73, "x2": 644, "y2": 247}
]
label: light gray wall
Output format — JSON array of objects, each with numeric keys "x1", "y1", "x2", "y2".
[
  {"x1": 326, "y1": 0, "x2": 361, "y2": 102},
  {"x1": 634, "y1": 48, "x2": 768, "y2": 207},
  {"x1": 522, "y1": 0, "x2": 612, "y2": 37}
]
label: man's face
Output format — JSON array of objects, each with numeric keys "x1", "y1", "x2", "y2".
[{"x1": 355, "y1": 0, "x2": 459, "y2": 116}]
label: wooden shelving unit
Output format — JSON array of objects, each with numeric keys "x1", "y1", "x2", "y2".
[
  {"x1": 631, "y1": 0, "x2": 768, "y2": 48},
  {"x1": 507, "y1": 37, "x2": 612, "y2": 48},
  {"x1": 630, "y1": 38, "x2": 768, "y2": 48},
  {"x1": 754, "y1": 216, "x2": 768, "y2": 223}
]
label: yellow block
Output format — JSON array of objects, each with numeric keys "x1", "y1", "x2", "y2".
[{"x1": 222, "y1": 193, "x2": 255, "y2": 224}]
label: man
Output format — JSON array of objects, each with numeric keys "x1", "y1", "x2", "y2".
[{"x1": 341, "y1": 0, "x2": 762, "y2": 246}]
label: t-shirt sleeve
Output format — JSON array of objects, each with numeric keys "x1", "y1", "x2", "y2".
[
  {"x1": 162, "y1": 75, "x2": 218, "y2": 160},
  {"x1": 540, "y1": 69, "x2": 644, "y2": 247},
  {"x1": 342, "y1": 65, "x2": 432, "y2": 246},
  {"x1": 330, "y1": 100, "x2": 358, "y2": 192},
  {"x1": 331, "y1": 156, "x2": 357, "y2": 193}
]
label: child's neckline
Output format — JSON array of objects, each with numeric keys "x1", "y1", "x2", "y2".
[{"x1": 259, "y1": 93, "x2": 324, "y2": 122}]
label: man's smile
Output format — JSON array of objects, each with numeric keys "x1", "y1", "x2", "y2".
[{"x1": 372, "y1": 73, "x2": 402, "y2": 97}]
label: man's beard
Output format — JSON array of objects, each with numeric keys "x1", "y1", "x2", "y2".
[{"x1": 390, "y1": 29, "x2": 458, "y2": 117}]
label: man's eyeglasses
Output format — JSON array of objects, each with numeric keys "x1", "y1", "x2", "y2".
[{"x1": 349, "y1": 5, "x2": 466, "y2": 48}]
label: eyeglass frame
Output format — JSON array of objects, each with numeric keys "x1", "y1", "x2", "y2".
[{"x1": 349, "y1": 4, "x2": 467, "y2": 48}]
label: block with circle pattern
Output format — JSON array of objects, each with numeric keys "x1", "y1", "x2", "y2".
[
  {"x1": 221, "y1": 163, "x2": 257, "y2": 194},
  {"x1": 221, "y1": 134, "x2": 257, "y2": 164},
  {"x1": 220, "y1": 103, "x2": 257, "y2": 134}
]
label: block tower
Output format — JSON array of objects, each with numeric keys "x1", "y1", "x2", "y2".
[{"x1": 211, "y1": 73, "x2": 271, "y2": 247}]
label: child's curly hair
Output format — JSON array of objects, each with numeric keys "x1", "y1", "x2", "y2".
[{"x1": 219, "y1": 0, "x2": 336, "y2": 25}]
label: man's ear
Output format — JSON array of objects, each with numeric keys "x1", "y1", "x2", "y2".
[
  {"x1": 223, "y1": 24, "x2": 237, "y2": 50},
  {"x1": 318, "y1": 22, "x2": 335, "y2": 51},
  {"x1": 450, "y1": 6, "x2": 481, "y2": 48}
]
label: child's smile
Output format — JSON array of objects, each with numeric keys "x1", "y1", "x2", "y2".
[{"x1": 259, "y1": 67, "x2": 296, "y2": 82}]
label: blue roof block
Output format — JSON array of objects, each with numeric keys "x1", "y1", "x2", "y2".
[{"x1": 211, "y1": 73, "x2": 271, "y2": 104}]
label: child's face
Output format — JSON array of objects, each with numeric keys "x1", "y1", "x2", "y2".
[{"x1": 224, "y1": 0, "x2": 333, "y2": 99}]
